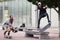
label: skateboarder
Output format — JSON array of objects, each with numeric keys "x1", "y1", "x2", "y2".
[
  {"x1": 3, "y1": 15, "x2": 14, "y2": 38},
  {"x1": 35, "y1": 2, "x2": 51, "y2": 28}
]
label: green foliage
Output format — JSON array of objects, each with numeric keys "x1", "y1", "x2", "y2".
[{"x1": 27, "y1": 0, "x2": 60, "y2": 8}]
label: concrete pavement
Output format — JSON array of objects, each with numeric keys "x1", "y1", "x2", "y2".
[{"x1": 0, "y1": 30, "x2": 60, "y2": 40}]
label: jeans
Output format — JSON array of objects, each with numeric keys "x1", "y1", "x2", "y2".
[{"x1": 38, "y1": 13, "x2": 50, "y2": 28}]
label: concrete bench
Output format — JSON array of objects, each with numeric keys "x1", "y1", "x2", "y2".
[{"x1": 25, "y1": 29, "x2": 49, "y2": 37}]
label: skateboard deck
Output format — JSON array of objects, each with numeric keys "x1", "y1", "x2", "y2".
[{"x1": 40, "y1": 23, "x2": 51, "y2": 33}]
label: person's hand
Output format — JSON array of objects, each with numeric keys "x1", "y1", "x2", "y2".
[
  {"x1": 35, "y1": 9, "x2": 38, "y2": 11},
  {"x1": 43, "y1": 5, "x2": 48, "y2": 9},
  {"x1": 35, "y1": 10, "x2": 37, "y2": 11},
  {"x1": 45, "y1": 5, "x2": 48, "y2": 8}
]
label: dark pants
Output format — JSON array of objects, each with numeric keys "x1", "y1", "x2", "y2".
[{"x1": 38, "y1": 13, "x2": 50, "y2": 28}]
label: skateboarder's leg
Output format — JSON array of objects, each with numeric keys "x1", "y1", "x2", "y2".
[
  {"x1": 38, "y1": 19, "x2": 40, "y2": 28},
  {"x1": 46, "y1": 13, "x2": 51, "y2": 23},
  {"x1": 7, "y1": 25, "x2": 13, "y2": 36},
  {"x1": 8, "y1": 31, "x2": 11, "y2": 36},
  {"x1": 4, "y1": 31, "x2": 7, "y2": 36},
  {"x1": 4, "y1": 26, "x2": 8, "y2": 37},
  {"x1": 5, "y1": 26, "x2": 11, "y2": 37},
  {"x1": 38, "y1": 15, "x2": 42, "y2": 28}
]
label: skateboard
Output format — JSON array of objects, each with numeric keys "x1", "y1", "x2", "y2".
[{"x1": 40, "y1": 23, "x2": 51, "y2": 33}]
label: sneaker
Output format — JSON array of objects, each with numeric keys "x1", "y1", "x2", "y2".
[
  {"x1": 48, "y1": 21, "x2": 51, "y2": 25},
  {"x1": 48, "y1": 20, "x2": 51, "y2": 22},
  {"x1": 37, "y1": 26, "x2": 40, "y2": 30},
  {"x1": 48, "y1": 20, "x2": 51, "y2": 23},
  {"x1": 37, "y1": 26, "x2": 40, "y2": 28}
]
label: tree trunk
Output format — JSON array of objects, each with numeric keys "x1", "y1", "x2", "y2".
[
  {"x1": 58, "y1": 7, "x2": 60, "y2": 37},
  {"x1": 54, "y1": 7, "x2": 60, "y2": 37},
  {"x1": 59, "y1": 13, "x2": 60, "y2": 37}
]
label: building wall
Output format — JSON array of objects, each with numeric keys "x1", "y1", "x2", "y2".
[
  {"x1": 0, "y1": 7, "x2": 3, "y2": 23},
  {"x1": 3, "y1": 0, "x2": 32, "y2": 27}
]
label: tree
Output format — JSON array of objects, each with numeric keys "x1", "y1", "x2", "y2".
[{"x1": 27, "y1": 0, "x2": 60, "y2": 37}]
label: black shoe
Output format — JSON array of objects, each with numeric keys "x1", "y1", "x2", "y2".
[
  {"x1": 48, "y1": 21, "x2": 51, "y2": 25},
  {"x1": 37, "y1": 26, "x2": 39, "y2": 28},
  {"x1": 48, "y1": 20, "x2": 51, "y2": 23},
  {"x1": 48, "y1": 20, "x2": 51, "y2": 22}
]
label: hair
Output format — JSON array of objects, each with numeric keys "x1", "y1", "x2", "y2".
[
  {"x1": 38, "y1": 2, "x2": 41, "y2": 5},
  {"x1": 9, "y1": 15, "x2": 12, "y2": 18},
  {"x1": 9, "y1": 15, "x2": 13, "y2": 24}
]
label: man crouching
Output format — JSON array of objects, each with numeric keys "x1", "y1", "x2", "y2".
[{"x1": 3, "y1": 15, "x2": 14, "y2": 38}]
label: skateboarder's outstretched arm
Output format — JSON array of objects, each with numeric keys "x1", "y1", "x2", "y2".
[
  {"x1": 43, "y1": 5, "x2": 48, "y2": 9},
  {"x1": 35, "y1": 7, "x2": 38, "y2": 11}
]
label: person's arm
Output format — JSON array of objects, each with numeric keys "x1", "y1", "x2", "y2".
[
  {"x1": 43, "y1": 5, "x2": 48, "y2": 9},
  {"x1": 35, "y1": 6, "x2": 39, "y2": 11},
  {"x1": 35, "y1": 8, "x2": 38, "y2": 11}
]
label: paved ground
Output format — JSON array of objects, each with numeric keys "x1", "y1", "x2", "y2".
[{"x1": 0, "y1": 30, "x2": 60, "y2": 40}]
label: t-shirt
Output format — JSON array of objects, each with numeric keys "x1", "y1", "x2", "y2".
[
  {"x1": 38, "y1": 5, "x2": 46, "y2": 15},
  {"x1": 4, "y1": 19, "x2": 13, "y2": 25}
]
